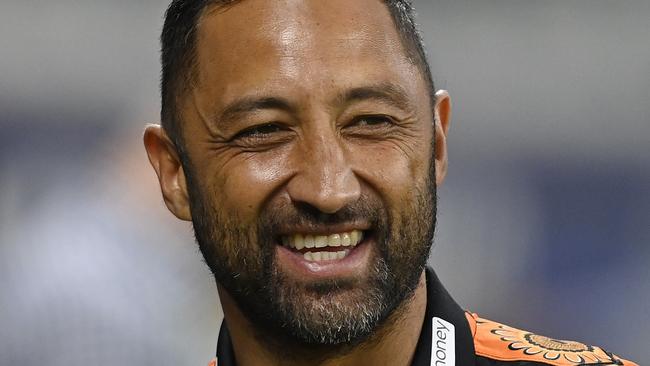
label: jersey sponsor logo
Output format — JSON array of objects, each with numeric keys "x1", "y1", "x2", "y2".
[{"x1": 431, "y1": 317, "x2": 455, "y2": 366}]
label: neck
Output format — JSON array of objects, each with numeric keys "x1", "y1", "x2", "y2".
[{"x1": 217, "y1": 271, "x2": 428, "y2": 366}]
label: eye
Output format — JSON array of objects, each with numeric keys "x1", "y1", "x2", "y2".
[
  {"x1": 229, "y1": 122, "x2": 293, "y2": 149},
  {"x1": 351, "y1": 115, "x2": 393, "y2": 127},
  {"x1": 342, "y1": 114, "x2": 397, "y2": 140},
  {"x1": 234, "y1": 123, "x2": 285, "y2": 139},
  {"x1": 234, "y1": 123, "x2": 284, "y2": 139}
]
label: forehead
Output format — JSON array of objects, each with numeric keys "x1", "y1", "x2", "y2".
[
  {"x1": 198, "y1": 0, "x2": 402, "y2": 52},
  {"x1": 193, "y1": 0, "x2": 424, "y2": 105}
]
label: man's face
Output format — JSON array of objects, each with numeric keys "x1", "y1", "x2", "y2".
[{"x1": 178, "y1": 0, "x2": 437, "y2": 346}]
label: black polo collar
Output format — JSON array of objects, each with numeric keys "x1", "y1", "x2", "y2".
[
  {"x1": 216, "y1": 267, "x2": 475, "y2": 366},
  {"x1": 411, "y1": 268, "x2": 476, "y2": 366}
]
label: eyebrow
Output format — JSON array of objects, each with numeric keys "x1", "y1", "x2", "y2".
[
  {"x1": 218, "y1": 96, "x2": 297, "y2": 125},
  {"x1": 336, "y1": 82, "x2": 415, "y2": 112},
  {"x1": 214, "y1": 82, "x2": 414, "y2": 126}
]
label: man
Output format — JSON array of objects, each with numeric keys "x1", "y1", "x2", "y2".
[{"x1": 143, "y1": 0, "x2": 638, "y2": 365}]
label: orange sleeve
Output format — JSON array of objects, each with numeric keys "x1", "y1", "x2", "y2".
[{"x1": 465, "y1": 312, "x2": 638, "y2": 366}]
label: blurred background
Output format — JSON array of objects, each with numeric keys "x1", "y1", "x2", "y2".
[{"x1": 1, "y1": 0, "x2": 648, "y2": 364}]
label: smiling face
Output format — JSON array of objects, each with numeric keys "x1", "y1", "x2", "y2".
[{"x1": 147, "y1": 0, "x2": 450, "y2": 347}]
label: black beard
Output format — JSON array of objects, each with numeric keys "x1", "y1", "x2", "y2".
[{"x1": 184, "y1": 165, "x2": 436, "y2": 353}]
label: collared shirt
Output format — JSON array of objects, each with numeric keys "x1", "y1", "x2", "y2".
[{"x1": 212, "y1": 268, "x2": 637, "y2": 366}]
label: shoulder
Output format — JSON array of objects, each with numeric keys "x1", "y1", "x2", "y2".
[{"x1": 465, "y1": 312, "x2": 638, "y2": 366}]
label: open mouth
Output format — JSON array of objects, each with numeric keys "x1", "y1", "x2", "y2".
[{"x1": 279, "y1": 230, "x2": 365, "y2": 262}]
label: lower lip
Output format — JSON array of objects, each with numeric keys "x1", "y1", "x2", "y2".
[{"x1": 275, "y1": 239, "x2": 373, "y2": 280}]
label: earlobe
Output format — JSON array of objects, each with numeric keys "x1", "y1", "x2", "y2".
[
  {"x1": 143, "y1": 124, "x2": 192, "y2": 221},
  {"x1": 433, "y1": 90, "x2": 451, "y2": 186}
]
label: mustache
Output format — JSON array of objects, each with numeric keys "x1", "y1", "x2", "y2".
[{"x1": 259, "y1": 195, "x2": 387, "y2": 234}]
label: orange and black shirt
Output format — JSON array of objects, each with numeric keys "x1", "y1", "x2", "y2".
[{"x1": 211, "y1": 268, "x2": 638, "y2": 366}]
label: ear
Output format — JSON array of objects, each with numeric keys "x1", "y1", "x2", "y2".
[
  {"x1": 433, "y1": 90, "x2": 451, "y2": 186},
  {"x1": 143, "y1": 124, "x2": 192, "y2": 221}
]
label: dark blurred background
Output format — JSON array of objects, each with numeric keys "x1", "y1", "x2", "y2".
[{"x1": 1, "y1": 0, "x2": 648, "y2": 364}]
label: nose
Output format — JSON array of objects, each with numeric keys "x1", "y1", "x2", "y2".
[{"x1": 286, "y1": 134, "x2": 361, "y2": 214}]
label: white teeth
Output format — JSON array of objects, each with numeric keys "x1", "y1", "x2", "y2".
[
  {"x1": 294, "y1": 235, "x2": 305, "y2": 250},
  {"x1": 304, "y1": 235, "x2": 315, "y2": 248},
  {"x1": 341, "y1": 233, "x2": 351, "y2": 246},
  {"x1": 283, "y1": 230, "x2": 364, "y2": 252},
  {"x1": 329, "y1": 233, "x2": 341, "y2": 247},
  {"x1": 350, "y1": 230, "x2": 358, "y2": 245},
  {"x1": 301, "y1": 249, "x2": 351, "y2": 262},
  {"x1": 314, "y1": 236, "x2": 327, "y2": 248}
]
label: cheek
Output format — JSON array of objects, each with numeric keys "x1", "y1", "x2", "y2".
[
  {"x1": 215, "y1": 153, "x2": 293, "y2": 219},
  {"x1": 351, "y1": 141, "x2": 430, "y2": 206}
]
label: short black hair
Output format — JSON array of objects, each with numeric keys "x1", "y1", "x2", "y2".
[{"x1": 160, "y1": 0, "x2": 435, "y2": 150}]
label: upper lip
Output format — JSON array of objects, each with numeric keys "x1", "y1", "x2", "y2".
[{"x1": 276, "y1": 222, "x2": 371, "y2": 237}]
